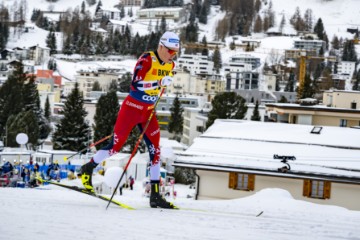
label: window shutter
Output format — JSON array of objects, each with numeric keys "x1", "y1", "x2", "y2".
[
  {"x1": 248, "y1": 174, "x2": 255, "y2": 191},
  {"x1": 303, "y1": 180, "x2": 311, "y2": 197},
  {"x1": 229, "y1": 172, "x2": 238, "y2": 189},
  {"x1": 324, "y1": 181, "x2": 331, "y2": 199}
]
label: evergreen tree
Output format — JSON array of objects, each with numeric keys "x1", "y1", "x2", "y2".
[
  {"x1": 30, "y1": 9, "x2": 41, "y2": 22},
  {"x1": 198, "y1": 0, "x2": 208, "y2": 24},
  {"x1": 201, "y1": 35, "x2": 209, "y2": 56},
  {"x1": 46, "y1": 30, "x2": 57, "y2": 55},
  {"x1": 230, "y1": 40, "x2": 236, "y2": 50},
  {"x1": 206, "y1": 92, "x2": 247, "y2": 129},
  {"x1": 95, "y1": 0, "x2": 102, "y2": 14},
  {"x1": 81, "y1": 1, "x2": 86, "y2": 14},
  {"x1": 44, "y1": 95, "x2": 51, "y2": 120},
  {"x1": 52, "y1": 82, "x2": 91, "y2": 151},
  {"x1": 0, "y1": 6, "x2": 10, "y2": 50},
  {"x1": 6, "y1": 110, "x2": 39, "y2": 149},
  {"x1": 314, "y1": 18, "x2": 325, "y2": 40},
  {"x1": 92, "y1": 81, "x2": 102, "y2": 91},
  {"x1": 93, "y1": 90, "x2": 119, "y2": 150},
  {"x1": 120, "y1": 5, "x2": 125, "y2": 19},
  {"x1": 278, "y1": 96, "x2": 288, "y2": 103},
  {"x1": 251, "y1": 100, "x2": 261, "y2": 121},
  {"x1": 212, "y1": 46, "x2": 222, "y2": 73},
  {"x1": 254, "y1": 0, "x2": 261, "y2": 12},
  {"x1": 109, "y1": 80, "x2": 118, "y2": 92},
  {"x1": 174, "y1": 167, "x2": 195, "y2": 184},
  {"x1": 284, "y1": 71, "x2": 295, "y2": 92},
  {"x1": 275, "y1": 77, "x2": 280, "y2": 91},
  {"x1": 119, "y1": 72, "x2": 132, "y2": 92},
  {"x1": 183, "y1": 9, "x2": 198, "y2": 43},
  {"x1": 297, "y1": 73, "x2": 313, "y2": 99},
  {"x1": 168, "y1": 95, "x2": 184, "y2": 142},
  {"x1": 0, "y1": 62, "x2": 25, "y2": 140},
  {"x1": 23, "y1": 76, "x2": 51, "y2": 143},
  {"x1": 342, "y1": 40, "x2": 357, "y2": 62},
  {"x1": 95, "y1": 34, "x2": 105, "y2": 54},
  {"x1": 62, "y1": 37, "x2": 73, "y2": 55},
  {"x1": 331, "y1": 35, "x2": 340, "y2": 50},
  {"x1": 160, "y1": 16, "x2": 167, "y2": 33},
  {"x1": 352, "y1": 71, "x2": 360, "y2": 91}
]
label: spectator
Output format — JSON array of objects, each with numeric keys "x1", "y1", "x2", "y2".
[{"x1": 129, "y1": 176, "x2": 135, "y2": 190}]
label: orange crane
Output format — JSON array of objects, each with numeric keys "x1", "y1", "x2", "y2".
[{"x1": 296, "y1": 51, "x2": 337, "y2": 99}]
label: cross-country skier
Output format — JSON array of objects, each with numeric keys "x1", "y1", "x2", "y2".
[{"x1": 78, "y1": 31, "x2": 180, "y2": 209}]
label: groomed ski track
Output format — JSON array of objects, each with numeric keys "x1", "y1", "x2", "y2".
[{"x1": 1, "y1": 187, "x2": 360, "y2": 240}]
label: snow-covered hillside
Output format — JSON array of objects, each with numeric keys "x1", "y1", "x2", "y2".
[
  {"x1": 4, "y1": 0, "x2": 360, "y2": 47},
  {"x1": 1, "y1": 179, "x2": 360, "y2": 240}
]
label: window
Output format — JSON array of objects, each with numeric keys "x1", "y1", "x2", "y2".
[
  {"x1": 351, "y1": 102, "x2": 357, "y2": 109},
  {"x1": 340, "y1": 119, "x2": 347, "y2": 127},
  {"x1": 228, "y1": 172, "x2": 255, "y2": 191},
  {"x1": 303, "y1": 180, "x2": 331, "y2": 199},
  {"x1": 196, "y1": 126, "x2": 204, "y2": 133}
]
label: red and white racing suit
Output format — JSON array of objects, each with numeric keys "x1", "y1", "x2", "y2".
[{"x1": 92, "y1": 51, "x2": 175, "y2": 181}]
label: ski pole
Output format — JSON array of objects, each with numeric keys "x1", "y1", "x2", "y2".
[
  {"x1": 106, "y1": 87, "x2": 166, "y2": 210},
  {"x1": 65, "y1": 134, "x2": 113, "y2": 161}
]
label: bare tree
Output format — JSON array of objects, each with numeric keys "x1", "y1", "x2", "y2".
[
  {"x1": 215, "y1": 16, "x2": 229, "y2": 41},
  {"x1": 304, "y1": 9, "x2": 313, "y2": 32}
]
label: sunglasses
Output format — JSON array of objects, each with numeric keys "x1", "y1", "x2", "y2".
[{"x1": 162, "y1": 44, "x2": 178, "y2": 55}]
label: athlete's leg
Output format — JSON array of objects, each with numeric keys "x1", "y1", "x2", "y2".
[
  {"x1": 141, "y1": 115, "x2": 176, "y2": 209},
  {"x1": 141, "y1": 114, "x2": 161, "y2": 181},
  {"x1": 80, "y1": 97, "x2": 148, "y2": 190},
  {"x1": 92, "y1": 97, "x2": 145, "y2": 164}
]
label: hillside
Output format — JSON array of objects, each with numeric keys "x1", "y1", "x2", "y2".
[
  {"x1": 3, "y1": 0, "x2": 359, "y2": 48},
  {"x1": 2, "y1": 0, "x2": 360, "y2": 88}
]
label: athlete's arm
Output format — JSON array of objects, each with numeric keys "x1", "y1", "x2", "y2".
[{"x1": 131, "y1": 53, "x2": 152, "y2": 91}]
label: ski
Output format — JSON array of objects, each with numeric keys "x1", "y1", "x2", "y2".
[{"x1": 36, "y1": 177, "x2": 135, "y2": 210}]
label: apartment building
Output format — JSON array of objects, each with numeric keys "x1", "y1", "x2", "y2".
[
  {"x1": 75, "y1": 69, "x2": 119, "y2": 98},
  {"x1": 177, "y1": 53, "x2": 214, "y2": 75},
  {"x1": 293, "y1": 39, "x2": 326, "y2": 54},
  {"x1": 120, "y1": 0, "x2": 142, "y2": 6},
  {"x1": 137, "y1": 7, "x2": 186, "y2": 23},
  {"x1": 336, "y1": 61, "x2": 356, "y2": 81},
  {"x1": 28, "y1": 45, "x2": 50, "y2": 65},
  {"x1": 265, "y1": 90, "x2": 360, "y2": 127}
]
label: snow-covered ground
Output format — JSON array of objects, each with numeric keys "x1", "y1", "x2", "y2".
[{"x1": 1, "y1": 178, "x2": 360, "y2": 240}]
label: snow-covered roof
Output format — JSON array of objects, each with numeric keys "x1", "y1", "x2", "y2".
[
  {"x1": 137, "y1": 7, "x2": 183, "y2": 12},
  {"x1": 108, "y1": 19, "x2": 128, "y2": 25},
  {"x1": 100, "y1": 7, "x2": 121, "y2": 12},
  {"x1": 175, "y1": 120, "x2": 360, "y2": 182}
]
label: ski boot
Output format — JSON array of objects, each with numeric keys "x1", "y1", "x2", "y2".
[
  {"x1": 78, "y1": 160, "x2": 98, "y2": 192},
  {"x1": 150, "y1": 181, "x2": 177, "y2": 209}
]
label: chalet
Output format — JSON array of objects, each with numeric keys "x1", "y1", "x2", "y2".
[
  {"x1": 106, "y1": 19, "x2": 129, "y2": 34},
  {"x1": 96, "y1": 7, "x2": 121, "y2": 20},
  {"x1": 174, "y1": 120, "x2": 360, "y2": 210}
]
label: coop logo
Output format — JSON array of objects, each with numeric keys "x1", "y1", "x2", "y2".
[{"x1": 142, "y1": 95, "x2": 158, "y2": 102}]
